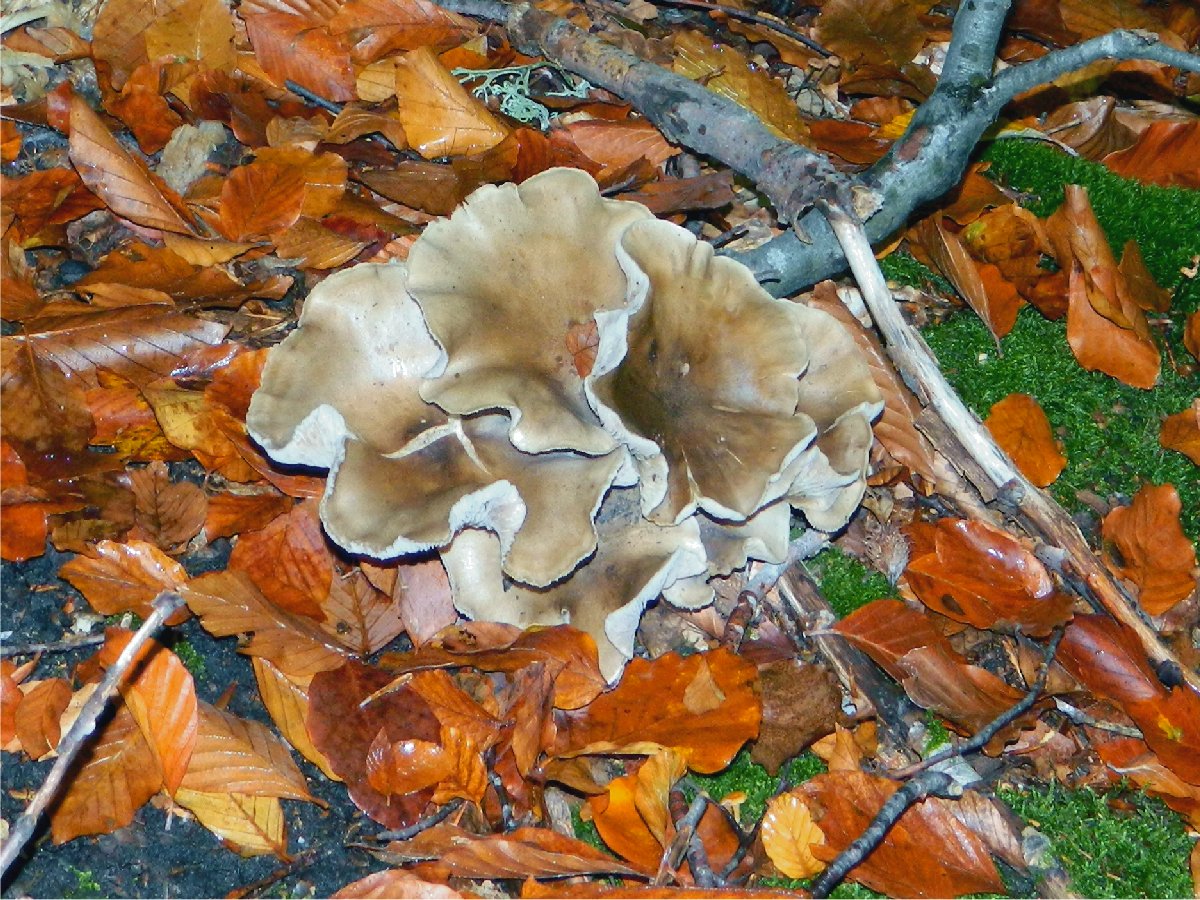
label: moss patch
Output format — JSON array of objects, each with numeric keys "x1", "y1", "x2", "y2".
[
  {"x1": 999, "y1": 784, "x2": 1194, "y2": 898},
  {"x1": 805, "y1": 547, "x2": 897, "y2": 618}
]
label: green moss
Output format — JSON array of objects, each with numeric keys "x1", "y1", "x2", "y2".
[
  {"x1": 687, "y1": 748, "x2": 827, "y2": 825},
  {"x1": 804, "y1": 547, "x2": 897, "y2": 618},
  {"x1": 64, "y1": 867, "x2": 103, "y2": 899},
  {"x1": 921, "y1": 140, "x2": 1200, "y2": 540},
  {"x1": 999, "y1": 784, "x2": 1193, "y2": 898},
  {"x1": 922, "y1": 710, "x2": 952, "y2": 756},
  {"x1": 172, "y1": 638, "x2": 207, "y2": 680},
  {"x1": 880, "y1": 249, "x2": 954, "y2": 293}
]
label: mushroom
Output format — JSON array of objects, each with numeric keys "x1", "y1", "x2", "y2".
[{"x1": 247, "y1": 167, "x2": 883, "y2": 679}]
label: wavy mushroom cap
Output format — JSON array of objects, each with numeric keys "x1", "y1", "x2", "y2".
[
  {"x1": 589, "y1": 218, "x2": 820, "y2": 525},
  {"x1": 406, "y1": 167, "x2": 653, "y2": 456},
  {"x1": 322, "y1": 414, "x2": 628, "y2": 585},
  {"x1": 246, "y1": 262, "x2": 447, "y2": 469},
  {"x1": 441, "y1": 487, "x2": 708, "y2": 681}
]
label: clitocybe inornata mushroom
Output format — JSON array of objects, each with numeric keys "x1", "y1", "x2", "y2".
[{"x1": 247, "y1": 167, "x2": 883, "y2": 680}]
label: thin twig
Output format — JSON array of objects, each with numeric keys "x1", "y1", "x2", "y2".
[
  {"x1": 373, "y1": 799, "x2": 465, "y2": 842},
  {"x1": 0, "y1": 634, "x2": 105, "y2": 658},
  {"x1": 653, "y1": 791, "x2": 708, "y2": 886},
  {"x1": 0, "y1": 591, "x2": 186, "y2": 880},
  {"x1": 809, "y1": 770, "x2": 959, "y2": 898},
  {"x1": 642, "y1": 0, "x2": 831, "y2": 57},
  {"x1": 225, "y1": 848, "x2": 320, "y2": 899},
  {"x1": 284, "y1": 80, "x2": 344, "y2": 115},
  {"x1": 1053, "y1": 699, "x2": 1143, "y2": 738},
  {"x1": 892, "y1": 628, "x2": 1066, "y2": 780}
]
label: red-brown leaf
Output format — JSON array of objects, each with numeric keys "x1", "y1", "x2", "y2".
[
  {"x1": 1103, "y1": 120, "x2": 1200, "y2": 189},
  {"x1": 240, "y1": 0, "x2": 355, "y2": 102},
  {"x1": 228, "y1": 499, "x2": 334, "y2": 619},
  {"x1": 14, "y1": 678, "x2": 72, "y2": 760},
  {"x1": 1101, "y1": 484, "x2": 1197, "y2": 616},
  {"x1": 984, "y1": 393, "x2": 1068, "y2": 487},
  {"x1": 180, "y1": 700, "x2": 312, "y2": 799},
  {"x1": 58, "y1": 539, "x2": 190, "y2": 620}
]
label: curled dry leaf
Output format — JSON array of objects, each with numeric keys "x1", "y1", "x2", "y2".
[
  {"x1": 761, "y1": 790, "x2": 826, "y2": 879},
  {"x1": 904, "y1": 519, "x2": 1074, "y2": 635},
  {"x1": 1160, "y1": 399, "x2": 1200, "y2": 465},
  {"x1": 984, "y1": 393, "x2": 1067, "y2": 487},
  {"x1": 555, "y1": 648, "x2": 760, "y2": 773},
  {"x1": 1101, "y1": 483, "x2": 1197, "y2": 616}
]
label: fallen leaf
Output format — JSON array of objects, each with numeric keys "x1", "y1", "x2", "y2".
[
  {"x1": 365, "y1": 729, "x2": 453, "y2": 797},
  {"x1": 915, "y1": 217, "x2": 1022, "y2": 341},
  {"x1": 1118, "y1": 240, "x2": 1171, "y2": 313},
  {"x1": 798, "y1": 771, "x2": 1005, "y2": 896},
  {"x1": 240, "y1": 0, "x2": 355, "y2": 102},
  {"x1": 1101, "y1": 483, "x2": 1197, "y2": 616},
  {"x1": 180, "y1": 700, "x2": 312, "y2": 800},
  {"x1": 1103, "y1": 120, "x2": 1200, "y2": 189},
  {"x1": 329, "y1": 0, "x2": 478, "y2": 63},
  {"x1": 203, "y1": 490, "x2": 294, "y2": 542},
  {"x1": 228, "y1": 499, "x2": 334, "y2": 619},
  {"x1": 587, "y1": 759, "x2": 671, "y2": 871},
  {"x1": 390, "y1": 557, "x2": 459, "y2": 646},
  {"x1": 1, "y1": 167, "x2": 105, "y2": 247},
  {"x1": 251, "y1": 657, "x2": 341, "y2": 780},
  {"x1": 1160, "y1": 399, "x2": 1200, "y2": 465},
  {"x1": 50, "y1": 705, "x2": 163, "y2": 844},
  {"x1": 59, "y1": 540, "x2": 190, "y2": 620},
  {"x1": 174, "y1": 788, "x2": 288, "y2": 857},
  {"x1": 555, "y1": 648, "x2": 761, "y2": 773},
  {"x1": 14, "y1": 678, "x2": 72, "y2": 761},
  {"x1": 67, "y1": 95, "x2": 198, "y2": 234},
  {"x1": 817, "y1": 0, "x2": 927, "y2": 68},
  {"x1": 127, "y1": 460, "x2": 206, "y2": 553},
  {"x1": 142, "y1": 0, "x2": 238, "y2": 76},
  {"x1": 1066, "y1": 263, "x2": 1160, "y2": 388},
  {"x1": 559, "y1": 119, "x2": 679, "y2": 182},
  {"x1": 218, "y1": 159, "x2": 307, "y2": 241},
  {"x1": 752, "y1": 658, "x2": 841, "y2": 775},
  {"x1": 0, "y1": 340, "x2": 95, "y2": 454},
  {"x1": 320, "y1": 570, "x2": 407, "y2": 655},
  {"x1": 761, "y1": 790, "x2": 826, "y2": 879},
  {"x1": 1185, "y1": 311, "x2": 1200, "y2": 362},
  {"x1": 393, "y1": 47, "x2": 510, "y2": 158},
  {"x1": 333, "y1": 870, "x2": 465, "y2": 898},
  {"x1": 984, "y1": 393, "x2": 1067, "y2": 487}
]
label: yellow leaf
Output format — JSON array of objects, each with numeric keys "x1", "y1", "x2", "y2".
[
  {"x1": 761, "y1": 791, "x2": 826, "y2": 879},
  {"x1": 393, "y1": 47, "x2": 509, "y2": 158},
  {"x1": 175, "y1": 788, "x2": 287, "y2": 857}
]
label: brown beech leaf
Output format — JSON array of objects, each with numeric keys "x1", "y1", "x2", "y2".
[
  {"x1": 240, "y1": 0, "x2": 355, "y2": 102},
  {"x1": 1129, "y1": 686, "x2": 1200, "y2": 786},
  {"x1": 1095, "y1": 736, "x2": 1200, "y2": 829},
  {"x1": 98, "y1": 630, "x2": 198, "y2": 795},
  {"x1": 67, "y1": 96, "x2": 198, "y2": 234},
  {"x1": 1058, "y1": 615, "x2": 1165, "y2": 707},
  {"x1": 1, "y1": 168, "x2": 105, "y2": 247},
  {"x1": 333, "y1": 870, "x2": 464, "y2": 899},
  {"x1": 307, "y1": 660, "x2": 441, "y2": 828},
  {"x1": 588, "y1": 753, "x2": 680, "y2": 871},
  {"x1": 252, "y1": 657, "x2": 341, "y2": 780},
  {"x1": 142, "y1": 0, "x2": 238, "y2": 75},
  {"x1": 407, "y1": 669, "x2": 506, "y2": 749},
  {"x1": 835, "y1": 599, "x2": 1026, "y2": 732},
  {"x1": 58, "y1": 539, "x2": 190, "y2": 620},
  {"x1": 389, "y1": 557, "x2": 459, "y2": 647},
  {"x1": 1160, "y1": 399, "x2": 1200, "y2": 465},
  {"x1": 983, "y1": 393, "x2": 1067, "y2": 487},
  {"x1": 0, "y1": 441, "x2": 59, "y2": 562},
  {"x1": 1185, "y1": 311, "x2": 1200, "y2": 363},
  {"x1": 752, "y1": 659, "x2": 841, "y2": 775},
  {"x1": 0, "y1": 340, "x2": 95, "y2": 454},
  {"x1": 518, "y1": 884, "x2": 802, "y2": 899},
  {"x1": 179, "y1": 700, "x2": 312, "y2": 799},
  {"x1": 127, "y1": 460, "x2": 206, "y2": 553},
  {"x1": 104, "y1": 61, "x2": 186, "y2": 155},
  {"x1": 391, "y1": 823, "x2": 642, "y2": 879},
  {"x1": 184, "y1": 570, "x2": 350, "y2": 677},
  {"x1": 174, "y1": 788, "x2": 288, "y2": 857},
  {"x1": 273, "y1": 218, "x2": 369, "y2": 270},
  {"x1": 92, "y1": 0, "x2": 198, "y2": 87},
  {"x1": 761, "y1": 790, "x2": 826, "y2": 879},
  {"x1": 86, "y1": 371, "x2": 180, "y2": 462},
  {"x1": 50, "y1": 705, "x2": 162, "y2": 843},
  {"x1": 915, "y1": 217, "x2": 1022, "y2": 341},
  {"x1": 219, "y1": 159, "x2": 307, "y2": 241},
  {"x1": 798, "y1": 772, "x2": 1004, "y2": 897},
  {"x1": 329, "y1": 0, "x2": 477, "y2": 63},
  {"x1": 365, "y1": 730, "x2": 453, "y2": 797},
  {"x1": 203, "y1": 490, "x2": 293, "y2": 541},
  {"x1": 673, "y1": 31, "x2": 807, "y2": 143},
  {"x1": 904, "y1": 519, "x2": 1074, "y2": 635},
  {"x1": 1118, "y1": 240, "x2": 1171, "y2": 313},
  {"x1": 1065, "y1": 263, "x2": 1160, "y2": 388},
  {"x1": 320, "y1": 570, "x2": 407, "y2": 655},
  {"x1": 393, "y1": 47, "x2": 510, "y2": 158},
  {"x1": 558, "y1": 119, "x2": 680, "y2": 183},
  {"x1": 1101, "y1": 484, "x2": 1197, "y2": 616},
  {"x1": 807, "y1": 282, "x2": 939, "y2": 482},
  {"x1": 75, "y1": 242, "x2": 256, "y2": 307},
  {"x1": 14, "y1": 678, "x2": 72, "y2": 761},
  {"x1": 962, "y1": 204, "x2": 1055, "y2": 307},
  {"x1": 228, "y1": 499, "x2": 334, "y2": 619},
  {"x1": 9, "y1": 306, "x2": 230, "y2": 390},
  {"x1": 555, "y1": 648, "x2": 760, "y2": 773},
  {"x1": 1103, "y1": 120, "x2": 1200, "y2": 189},
  {"x1": 617, "y1": 172, "x2": 738, "y2": 216},
  {"x1": 817, "y1": 0, "x2": 927, "y2": 69}
]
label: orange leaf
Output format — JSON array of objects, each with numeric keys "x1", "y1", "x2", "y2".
[
  {"x1": 430, "y1": 724, "x2": 490, "y2": 805},
  {"x1": 99, "y1": 630, "x2": 198, "y2": 795},
  {"x1": 320, "y1": 570, "x2": 407, "y2": 655},
  {"x1": 252, "y1": 656, "x2": 341, "y2": 780},
  {"x1": 1118, "y1": 240, "x2": 1171, "y2": 313},
  {"x1": 228, "y1": 499, "x2": 334, "y2": 618},
  {"x1": 329, "y1": 0, "x2": 477, "y2": 64},
  {"x1": 1, "y1": 340, "x2": 95, "y2": 454},
  {"x1": 1103, "y1": 120, "x2": 1200, "y2": 189},
  {"x1": 183, "y1": 570, "x2": 350, "y2": 677},
  {"x1": 104, "y1": 61, "x2": 186, "y2": 154},
  {"x1": 565, "y1": 320, "x2": 599, "y2": 378},
  {"x1": 67, "y1": 95, "x2": 198, "y2": 234},
  {"x1": 58, "y1": 539, "x2": 189, "y2": 620},
  {"x1": 1160, "y1": 399, "x2": 1200, "y2": 466},
  {"x1": 203, "y1": 490, "x2": 293, "y2": 541},
  {"x1": 916, "y1": 217, "x2": 1022, "y2": 341},
  {"x1": 555, "y1": 648, "x2": 760, "y2": 773},
  {"x1": 333, "y1": 870, "x2": 464, "y2": 898},
  {"x1": 50, "y1": 705, "x2": 163, "y2": 843},
  {"x1": 559, "y1": 120, "x2": 679, "y2": 184},
  {"x1": 127, "y1": 460, "x2": 207, "y2": 553},
  {"x1": 1066, "y1": 263, "x2": 1160, "y2": 388},
  {"x1": 1185, "y1": 311, "x2": 1200, "y2": 363},
  {"x1": 365, "y1": 730, "x2": 453, "y2": 797},
  {"x1": 240, "y1": 0, "x2": 355, "y2": 102},
  {"x1": 180, "y1": 700, "x2": 312, "y2": 799},
  {"x1": 14, "y1": 678, "x2": 72, "y2": 761},
  {"x1": 984, "y1": 392, "x2": 1067, "y2": 487},
  {"x1": 761, "y1": 791, "x2": 826, "y2": 879},
  {"x1": 588, "y1": 766, "x2": 667, "y2": 872},
  {"x1": 1, "y1": 167, "x2": 105, "y2": 247},
  {"x1": 392, "y1": 47, "x2": 510, "y2": 158},
  {"x1": 408, "y1": 669, "x2": 506, "y2": 749},
  {"x1": 391, "y1": 557, "x2": 459, "y2": 647},
  {"x1": 1101, "y1": 484, "x2": 1197, "y2": 616},
  {"x1": 219, "y1": 159, "x2": 307, "y2": 241},
  {"x1": 799, "y1": 771, "x2": 1004, "y2": 896}
]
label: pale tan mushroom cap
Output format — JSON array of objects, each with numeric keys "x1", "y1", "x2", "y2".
[
  {"x1": 321, "y1": 414, "x2": 627, "y2": 585},
  {"x1": 406, "y1": 168, "x2": 652, "y2": 456},
  {"x1": 246, "y1": 262, "x2": 447, "y2": 469},
  {"x1": 441, "y1": 487, "x2": 708, "y2": 681},
  {"x1": 589, "y1": 219, "x2": 819, "y2": 525}
]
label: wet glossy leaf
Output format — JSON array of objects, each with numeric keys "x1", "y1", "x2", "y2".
[
  {"x1": 393, "y1": 47, "x2": 510, "y2": 158},
  {"x1": 203, "y1": 490, "x2": 294, "y2": 542},
  {"x1": 59, "y1": 539, "x2": 190, "y2": 619},
  {"x1": 555, "y1": 648, "x2": 760, "y2": 773},
  {"x1": 13, "y1": 678, "x2": 72, "y2": 761},
  {"x1": 1101, "y1": 484, "x2": 1197, "y2": 616},
  {"x1": 180, "y1": 700, "x2": 312, "y2": 799},
  {"x1": 228, "y1": 499, "x2": 334, "y2": 619},
  {"x1": 0, "y1": 340, "x2": 94, "y2": 454},
  {"x1": 329, "y1": 0, "x2": 477, "y2": 63},
  {"x1": 984, "y1": 393, "x2": 1067, "y2": 487}
]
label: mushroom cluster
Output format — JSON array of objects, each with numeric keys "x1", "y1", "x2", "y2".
[{"x1": 247, "y1": 168, "x2": 882, "y2": 679}]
